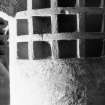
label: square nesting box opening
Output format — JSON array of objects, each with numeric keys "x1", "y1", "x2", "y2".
[
  {"x1": 58, "y1": 14, "x2": 77, "y2": 33},
  {"x1": 33, "y1": 16, "x2": 51, "y2": 34},
  {"x1": 58, "y1": 40, "x2": 77, "y2": 58},
  {"x1": 17, "y1": 42, "x2": 28, "y2": 59},
  {"x1": 85, "y1": 39, "x2": 103, "y2": 57},
  {"x1": 17, "y1": 19, "x2": 28, "y2": 35},
  {"x1": 33, "y1": 41, "x2": 51, "y2": 59},
  {"x1": 58, "y1": 0, "x2": 76, "y2": 7},
  {"x1": 32, "y1": 0, "x2": 50, "y2": 9},
  {"x1": 85, "y1": 0, "x2": 101, "y2": 7},
  {"x1": 85, "y1": 14, "x2": 103, "y2": 32}
]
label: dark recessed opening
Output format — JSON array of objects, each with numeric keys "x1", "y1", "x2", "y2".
[
  {"x1": 102, "y1": 40, "x2": 105, "y2": 56},
  {"x1": 85, "y1": 14, "x2": 103, "y2": 32},
  {"x1": 0, "y1": 28, "x2": 4, "y2": 35},
  {"x1": 0, "y1": 20, "x2": 4, "y2": 25},
  {"x1": 33, "y1": 41, "x2": 51, "y2": 59},
  {"x1": 85, "y1": 0, "x2": 101, "y2": 7},
  {"x1": 85, "y1": 39, "x2": 103, "y2": 57},
  {"x1": 58, "y1": 40, "x2": 77, "y2": 58},
  {"x1": 33, "y1": 16, "x2": 51, "y2": 34},
  {"x1": 0, "y1": 39, "x2": 6, "y2": 55},
  {"x1": 104, "y1": 1, "x2": 105, "y2": 7},
  {"x1": 17, "y1": 19, "x2": 28, "y2": 35},
  {"x1": 17, "y1": 42, "x2": 28, "y2": 59},
  {"x1": 0, "y1": 40, "x2": 5, "y2": 45},
  {"x1": 58, "y1": 0, "x2": 76, "y2": 7},
  {"x1": 32, "y1": 0, "x2": 50, "y2": 9},
  {"x1": 0, "y1": 18, "x2": 5, "y2": 26},
  {"x1": 0, "y1": 46, "x2": 5, "y2": 55},
  {"x1": 58, "y1": 14, "x2": 77, "y2": 33},
  {"x1": 15, "y1": 0, "x2": 27, "y2": 12},
  {"x1": 0, "y1": 50, "x2": 5, "y2": 55}
]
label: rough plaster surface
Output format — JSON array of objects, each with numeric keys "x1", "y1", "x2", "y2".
[{"x1": 12, "y1": 58, "x2": 105, "y2": 105}]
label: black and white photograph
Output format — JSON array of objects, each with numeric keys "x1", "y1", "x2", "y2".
[{"x1": 0, "y1": 0, "x2": 105, "y2": 105}]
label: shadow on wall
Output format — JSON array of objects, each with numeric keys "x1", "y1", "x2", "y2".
[
  {"x1": 0, "y1": 62, "x2": 9, "y2": 105},
  {"x1": 0, "y1": 18, "x2": 9, "y2": 105}
]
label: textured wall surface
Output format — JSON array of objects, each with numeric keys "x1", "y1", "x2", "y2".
[{"x1": 10, "y1": 59, "x2": 105, "y2": 105}]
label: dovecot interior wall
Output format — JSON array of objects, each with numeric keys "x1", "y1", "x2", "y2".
[
  {"x1": 10, "y1": 0, "x2": 105, "y2": 105},
  {"x1": 15, "y1": 0, "x2": 105, "y2": 60}
]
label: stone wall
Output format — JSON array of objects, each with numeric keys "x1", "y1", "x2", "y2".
[{"x1": 10, "y1": 0, "x2": 105, "y2": 105}]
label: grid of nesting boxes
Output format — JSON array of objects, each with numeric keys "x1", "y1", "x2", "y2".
[{"x1": 15, "y1": 0, "x2": 105, "y2": 60}]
